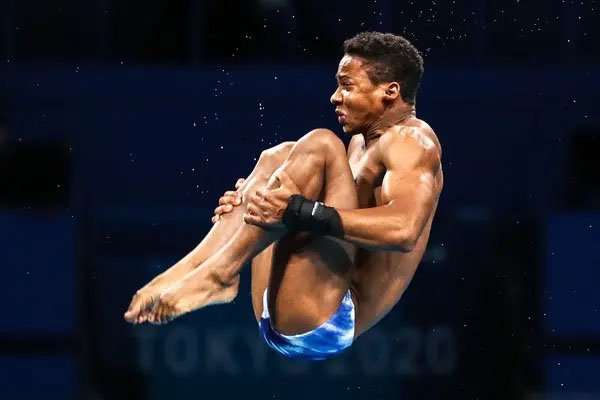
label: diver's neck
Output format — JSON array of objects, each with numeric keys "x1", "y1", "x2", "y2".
[{"x1": 363, "y1": 105, "x2": 416, "y2": 147}]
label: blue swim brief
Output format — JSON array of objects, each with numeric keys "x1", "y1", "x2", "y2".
[{"x1": 258, "y1": 289, "x2": 355, "y2": 360}]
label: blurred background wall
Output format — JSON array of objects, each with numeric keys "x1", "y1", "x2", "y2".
[{"x1": 0, "y1": 1, "x2": 598, "y2": 399}]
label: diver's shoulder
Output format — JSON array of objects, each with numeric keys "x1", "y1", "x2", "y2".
[
  {"x1": 383, "y1": 119, "x2": 440, "y2": 152},
  {"x1": 381, "y1": 119, "x2": 440, "y2": 147},
  {"x1": 399, "y1": 117, "x2": 437, "y2": 138}
]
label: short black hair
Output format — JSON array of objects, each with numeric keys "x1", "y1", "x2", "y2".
[{"x1": 343, "y1": 32, "x2": 424, "y2": 105}]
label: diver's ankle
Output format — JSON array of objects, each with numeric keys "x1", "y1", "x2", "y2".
[
  {"x1": 183, "y1": 269, "x2": 240, "y2": 305},
  {"x1": 210, "y1": 274, "x2": 240, "y2": 304}
]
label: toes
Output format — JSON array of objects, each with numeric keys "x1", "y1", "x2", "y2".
[
  {"x1": 157, "y1": 305, "x2": 167, "y2": 324},
  {"x1": 136, "y1": 297, "x2": 179, "y2": 325},
  {"x1": 148, "y1": 308, "x2": 160, "y2": 325}
]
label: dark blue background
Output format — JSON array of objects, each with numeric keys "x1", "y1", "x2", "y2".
[{"x1": 0, "y1": 1, "x2": 598, "y2": 399}]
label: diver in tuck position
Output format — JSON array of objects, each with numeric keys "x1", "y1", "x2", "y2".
[{"x1": 125, "y1": 31, "x2": 443, "y2": 360}]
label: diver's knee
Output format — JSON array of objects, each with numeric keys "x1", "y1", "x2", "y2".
[
  {"x1": 301, "y1": 128, "x2": 345, "y2": 156},
  {"x1": 258, "y1": 141, "x2": 295, "y2": 168}
]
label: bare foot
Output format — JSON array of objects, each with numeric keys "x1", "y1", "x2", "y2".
[
  {"x1": 147, "y1": 269, "x2": 240, "y2": 325},
  {"x1": 124, "y1": 286, "x2": 163, "y2": 324}
]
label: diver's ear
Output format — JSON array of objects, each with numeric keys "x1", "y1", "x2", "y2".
[{"x1": 383, "y1": 82, "x2": 400, "y2": 101}]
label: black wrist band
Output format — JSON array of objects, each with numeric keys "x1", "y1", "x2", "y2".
[{"x1": 282, "y1": 194, "x2": 344, "y2": 236}]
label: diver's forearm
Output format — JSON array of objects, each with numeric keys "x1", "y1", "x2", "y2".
[{"x1": 337, "y1": 207, "x2": 414, "y2": 252}]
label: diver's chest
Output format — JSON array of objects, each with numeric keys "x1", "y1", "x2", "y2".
[{"x1": 348, "y1": 150, "x2": 385, "y2": 208}]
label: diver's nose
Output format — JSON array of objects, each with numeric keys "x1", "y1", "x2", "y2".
[{"x1": 330, "y1": 87, "x2": 342, "y2": 105}]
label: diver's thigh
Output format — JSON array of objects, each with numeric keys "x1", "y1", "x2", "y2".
[
  {"x1": 249, "y1": 244, "x2": 275, "y2": 322},
  {"x1": 267, "y1": 233, "x2": 355, "y2": 335}
]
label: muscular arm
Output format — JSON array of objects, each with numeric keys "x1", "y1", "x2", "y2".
[
  {"x1": 337, "y1": 128, "x2": 442, "y2": 252},
  {"x1": 244, "y1": 128, "x2": 442, "y2": 252}
]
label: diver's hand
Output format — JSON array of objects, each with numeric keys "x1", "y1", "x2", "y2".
[
  {"x1": 212, "y1": 178, "x2": 245, "y2": 223},
  {"x1": 243, "y1": 171, "x2": 300, "y2": 231}
]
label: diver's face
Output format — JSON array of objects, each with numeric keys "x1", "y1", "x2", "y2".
[{"x1": 330, "y1": 55, "x2": 385, "y2": 135}]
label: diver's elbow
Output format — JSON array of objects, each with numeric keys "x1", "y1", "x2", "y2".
[{"x1": 390, "y1": 229, "x2": 418, "y2": 253}]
